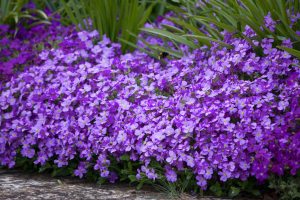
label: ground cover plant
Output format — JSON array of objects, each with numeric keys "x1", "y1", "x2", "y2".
[
  {"x1": 1, "y1": 0, "x2": 300, "y2": 199},
  {"x1": 0, "y1": 0, "x2": 56, "y2": 37},
  {"x1": 129, "y1": 0, "x2": 300, "y2": 63},
  {"x1": 0, "y1": 5, "x2": 73, "y2": 83}
]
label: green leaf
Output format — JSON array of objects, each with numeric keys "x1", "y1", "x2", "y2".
[
  {"x1": 128, "y1": 175, "x2": 138, "y2": 182},
  {"x1": 80, "y1": 0, "x2": 91, "y2": 31},
  {"x1": 199, "y1": 188, "x2": 203, "y2": 196},
  {"x1": 166, "y1": 17, "x2": 211, "y2": 47},
  {"x1": 140, "y1": 27, "x2": 199, "y2": 49},
  {"x1": 166, "y1": 6, "x2": 188, "y2": 14},
  {"x1": 44, "y1": 0, "x2": 56, "y2": 12},
  {"x1": 70, "y1": 0, "x2": 85, "y2": 31},
  {"x1": 60, "y1": 0, "x2": 79, "y2": 31},
  {"x1": 239, "y1": 33, "x2": 263, "y2": 57},
  {"x1": 126, "y1": 29, "x2": 159, "y2": 59},
  {"x1": 216, "y1": 190, "x2": 222, "y2": 196},
  {"x1": 128, "y1": 162, "x2": 132, "y2": 171},
  {"x1": 210, "y1": 183, "x2": 221, "y2": 192},
  {"x1": 150, "y1": 45, "x2": 183, "y2": 59},
  {"x1": 57, "y1": 179, "x2": 62, "y2": 185},
  {"x1": 251, "y1": 189, "x2": 261, "y2": 196},
  {"x1": 149, "y1": 160, "x2": 164, "y2": 170},
  {"x1": 51, "y1": 169, "x2": 57, "y2": 177},
  {"x1": 68, "y1": 168, "x2": 75, "y2": 175},
  {"x1": 242, "y1": 179, "x2": 248, "y2": 189},
  {"x1": 291, "y1": 63, "x2": 300, "y2": 68},
  {"x1": 39, "y1": 162, "x2": 52, "y2": 172},
  {"x1": 186, "y1": 172, "x2": 193, "y2": 180},
  {"x1": 161, "y1": 24, "x2": 184, "y2": 33},
  {"x1": 120, "y1": 175, "x2": 128, "y2": 181},
  {"x1": 295, "y1": 0, "x2": 299, "y2": 15},
  {"x1": 120, "y1": 153, "x2": 130, "y2": 161},
  {"x1": 191, "y1": 15, "x2": 237, "y2": 33},
  {"x1": 0, "y1": 0, "x2": 11, "y2": 18},
  {"x1": 118, "y1": 38, "x2": 163, "y2": 64},
  {"x1": 280, "y1": 0, "x2": 289, "y2": 27},
  {"x1": 68, "y1": 161, "x2": 78, "y2": 169},
  {"x1": 27, "y1": 9, "x2": 48, "y2": 20},
  {"x1": 229, "y1": 187, "x2": 240, "y2": 197},
  {"x1": 137, "y1": 181, "x2": 144, "y2": 189},
  {"x1": 97, "y1": 177, "x2": 107, "y2": 185},
  {"x1": 183, "y1": 35, "x2": 233, "y2": 49},
  {"x1": 48, "y1": 9, "x2": 62, "y2": 21},
  {"x1": 268, "y1": 183, "x2": 275, "y2": 189},
  {"x1": 27, "y1": 20, "x2": 51, "y2": 29},
  {"x1": 277, "y1": 46, "x2": 300, "y2": 59},
  {"x1": 57, "y1": 168, "x2": 71, "y2": 176}
]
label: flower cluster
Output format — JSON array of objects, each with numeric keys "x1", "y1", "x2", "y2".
[
  {"x1": 0, "y1": 6, "x2": 74, "y2": 83},
  {"x1": 1, "y1": 8, "x2": 300, "y2": 191}
]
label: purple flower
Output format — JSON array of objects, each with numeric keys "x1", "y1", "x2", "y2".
[
  {"x1": 117, "y1": 131, "x2": 127, "y2": 144},
  {"x1": 203, "y1": 168, "x2": 213, "y2": 179},
  {"x1": 136, "y1": 169, "x2": 142, "y2": 179},
  {"x1": 240, "y1": 161, "x2": 250, "y2": 171},
  {"x1": 166, "y1": 170, "x2": 177, "y2": 182},
  {"x1": 74, "y1": 166, "x2": 87, "y2": 178},
  {"x1": 78, "y1": 117, "x2": 91, "y2": 128},
  {"x1": 147, "y1": 169, "x2": 158, "y2": 182},
  {"x1": 218, "y1": 170, "x2": 231, "y2": 182},
  {"x1": 275, "y1": 115, "x2": 285, "y2": 125},
  {"x1": 54, "y1": 159, "x2": 64, "y2": 168},
  {"x1": 46, "y1": 138, "x2": 55, "y2": 148},
  {"x1": 107, "y1": 172, "x2": 118, "y2": 183},
  {"x1": 166, "y1": 151, "x2": 177, "y2": 164},
  {"x1": 101, "y1": 168, "x2": 110, "y2": 177},
  {"x1": 21, "y1": 148, "x2": 35, "y2": 158},
  {"x1": 196, "y1": 175, "x2": 207, "y2": 187},
  {"x1": 278, "y1": 101, "x2": 289, "y2": 111}
]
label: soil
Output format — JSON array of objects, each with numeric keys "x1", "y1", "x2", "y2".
[{"x1": 0, "y1": 168, "x2": 267, "y2": 200}]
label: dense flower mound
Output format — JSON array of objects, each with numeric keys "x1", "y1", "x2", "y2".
[
  {"x1": 1, "y1": 11, "x2": 300, "y2": 190},
  {"x1": 0, "y1": 7, "x2": 75, "y2": 83}
]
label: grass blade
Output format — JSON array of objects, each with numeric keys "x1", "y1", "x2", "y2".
[
  {"x1": 151, "y1": 45, "x2": 183, "y2": 59},
  {"x1": 118, "y1": 38, "x2": 167, "y2": 65},
  {"x1": 127, "y1": 29, "x2": 159, "y2": 58},
  {"x1": 161, "y1": 24, "x2": 184, "y2": 33},
  {"x1": 183, "y1": 35, "x2": 233, "y2": 49},
  {"x1": 277, "y1": 46, "x2": 300, "y2": 59},
  {"x1": 70, "y1": 0, "x2": 85, "y2": 30},
  {"x1": 61, "y1": 0, "x2": 79, "y2": 30},
  {"x1": 80, "y1": 0, "x2": 91, "y2": 31},
  {"x1": 43, "y1": 0, "x2": 56, "y2": 12},
  {"x1": 191, "y1": 15, "x2": 236, "y2": 32},
  {"x1": 140, "y1": 27, "x2": 199, "y2": 49},
  {"x1": 27, "y1": 9, "x2": 48, "y2": 20}
]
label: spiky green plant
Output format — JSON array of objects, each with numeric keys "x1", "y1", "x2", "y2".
[
  {"x1": 152, "y1": 177, "x2": 190, "y2": 199},
  {"x1": 60, "y1": 0, "x2": 156, "y2": 53},
  {"x1": 0, "y1": 0, "x2": 51, "y2": 37},
  {"x1": 123, "y1": 0, "x2": 300, "y2": 61}
]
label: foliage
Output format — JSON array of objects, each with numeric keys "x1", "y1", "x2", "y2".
[
  {"x1": 1, "y1": 12, "x2": 300, "y2": 194},
  {"x1": 153, "y1": 177, "x2": 190, "y2": 199},
  {"x1": 268, "y1": 171, "x2": 300, "y2": 199},
  {"x1": 0, "y1": 0, "x2": 53, "y2": 37},
  {"x1": 209, "y1": 178, "x2": 263, "y2": 198},
  {"x1": 1, "y1": 1, "x2": 300, "y2": 199},
  {"x1": 58, "y1": 0, "x2": 156, "y2": 53},
  {"x1": 124, "y1": 0, "x2": 300, "y2": 61},
  {"x1": 0, "y1": 12, "x2": 74, "y2": 82}
]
